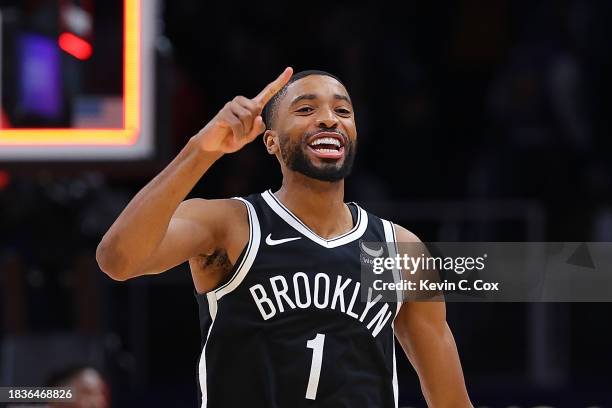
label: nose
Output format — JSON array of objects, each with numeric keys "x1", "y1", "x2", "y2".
[{"x1": 315, "y1": 105, "x2": 339, "y2": 129}]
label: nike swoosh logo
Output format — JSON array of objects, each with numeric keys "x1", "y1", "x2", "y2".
[
  {"x1": 360, "y1": 241, "x2": 384, "y2": 257},
  {"x1": 265, "y1": 234, "x2": 302, "y2": 246}
]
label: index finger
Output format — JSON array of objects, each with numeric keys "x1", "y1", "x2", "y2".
[{"x1": 254, "y1": 67, "x2": 293, "y2": 106}]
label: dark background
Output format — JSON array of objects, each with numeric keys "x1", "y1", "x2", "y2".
[{"x1": 1, "y1": 0, "x2": 612, "y2": 406}]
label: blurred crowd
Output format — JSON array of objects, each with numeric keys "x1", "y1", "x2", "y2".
[{"x1": 163, "y1": 0, "x2": 612, "y2": 238}]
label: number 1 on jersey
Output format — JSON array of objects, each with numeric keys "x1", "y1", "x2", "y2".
[{"x1": 305, "y1": 333, "x2": 325, "y2": 400}]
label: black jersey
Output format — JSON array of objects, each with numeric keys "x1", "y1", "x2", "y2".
[{"x1": 195, "y1": 190, "x2": 401, "y2": 408}]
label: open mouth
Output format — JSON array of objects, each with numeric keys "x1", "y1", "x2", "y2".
[{"x1": 306, "y1": 133, "x2": 346, "y2": 159}]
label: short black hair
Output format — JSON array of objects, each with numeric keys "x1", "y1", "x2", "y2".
[{"x1": 263, "y1": 69, "x2": 345, "y2": 130}]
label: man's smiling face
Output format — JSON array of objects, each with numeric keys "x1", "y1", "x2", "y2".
[{"x1": 266, "y1": 74, "x2": 357, "y2": 182}]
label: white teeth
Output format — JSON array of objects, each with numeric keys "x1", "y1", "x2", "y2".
[
  {"x1": 311, "y1": 137, "x2": 341, "y2": 147},
  {"x1": 316, "y1": 148, "x2": 338, "y2": 154}
]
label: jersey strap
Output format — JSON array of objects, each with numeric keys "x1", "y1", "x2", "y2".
[
  {"x1": 209, "y1": 197, "x2": 262, "y2": 314},
  {"x1": 382, "y1": 218, "x2": 401, "y2": 408},
  {"x1": 198, "y1": 197, "x2": 261, "y2": 408}
]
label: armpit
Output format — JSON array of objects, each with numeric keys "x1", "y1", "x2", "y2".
[{"x1": 197, "y1": 249, "x2": 233, "y2": 272}]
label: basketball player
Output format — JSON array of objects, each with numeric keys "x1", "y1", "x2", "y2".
[
  {"x1": 96, "y1": 67, "x2": 472, "y2": 407},
  {"x1": 47, "y1": 365, "x2": 109, "y2": 408}
]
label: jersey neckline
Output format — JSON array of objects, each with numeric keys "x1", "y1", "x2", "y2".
[{"x1": 261, "y1": 189, "x2": 368, "y2": 249}]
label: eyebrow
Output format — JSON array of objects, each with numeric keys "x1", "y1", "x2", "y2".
[{"x1": 290, "y1": 93, "x2": 352, "y2": 106}]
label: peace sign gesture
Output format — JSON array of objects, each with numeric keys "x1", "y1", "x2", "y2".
[{"x1": 195, "y1": 67, "x2": 293, "y2": 154}]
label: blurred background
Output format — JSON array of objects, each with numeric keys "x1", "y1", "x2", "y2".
[{"x1": 1, "y1": 0, "x2": 612, "y2": 406}]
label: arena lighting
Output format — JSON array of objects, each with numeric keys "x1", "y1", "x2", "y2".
[
  {"x1": 58, "y1": 32, "x2": 93, "y2": 60},
  {"x1": 0, "y1": 0, "x2": 141, "y2": 147}
]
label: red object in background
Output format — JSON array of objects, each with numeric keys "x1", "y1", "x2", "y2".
[
  {"x1": 1, "y1": 108, "x2": 11, "y2": 128},
  {"x1": 58, "y1": 32, "x2": 93, "y2": 60},
  {"x1": 0, "y1": 170, "x2": 10, "y2": 190}
]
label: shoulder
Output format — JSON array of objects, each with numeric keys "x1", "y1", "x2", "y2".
[
  {"x1": 392, "y1": 223, "x2": 422, "y2": 243},
  {"x1": 175, "y1": 197, "x2": 248, "y2": 222},
  {"x1": 174, "y1": 198, "x2": 250, "y2": 247},
  {"x1": 179, "y1": 198, "x2": 251, "y2": 272},
  {"x1": 357, "y1": 206, "x2": 421, "y2": 243}
]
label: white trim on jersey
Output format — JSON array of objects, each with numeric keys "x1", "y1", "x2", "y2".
[
  {"x1": 198, "y1": 323, "x2": 214, "y2": 408},
  {"x1": 261, "y1": 190, "x2": 368, "y2": 249},
  {"x1": 382, "y1": 219, "x2": 403, "y2": 317},
  {"x1": 214, "y1": 197, "x2": 261, "y2": 300},
  {"x1": 199, "y1": 197, "x2": 261, "y2": 408},
  {"x1": 207, "y1": 291, "x2": 218, "y2": 321},
  {"x1": 384, "y1": 220, "x2": 401, "y2": 408},
  {"x1": 391, "y1": 323, "x2": 399, "y2": 408}
]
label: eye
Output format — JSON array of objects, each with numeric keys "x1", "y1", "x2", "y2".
[
  {"x1": 336, "y1": 108, "x2": 351, "y2": 115},
  {"x1": 296, "y1": 106, "x2": 314, "y2": 113}
]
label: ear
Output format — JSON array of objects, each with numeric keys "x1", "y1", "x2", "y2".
[{"x1": 263, "y1": 129, "x2": 280, "y2": 155}]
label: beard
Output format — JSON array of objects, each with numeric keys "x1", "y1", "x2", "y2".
[{"x1": 279, "y1": 130, "x2": 357, "y2": 182}]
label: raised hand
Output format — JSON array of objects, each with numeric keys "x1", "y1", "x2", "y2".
[{"x1": 195, "y1": 67, "x2": 293, "y2": 154}]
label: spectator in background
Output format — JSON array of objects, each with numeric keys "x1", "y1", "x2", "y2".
[{"x1": 47, "y1": 365, "x2": 110, "y2": 408}]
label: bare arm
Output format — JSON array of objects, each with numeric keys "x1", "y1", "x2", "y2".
[
  {"x1": 96, "y1": 67, "x2": 293, "y2": 281},
  {"x1": 393, "y1": 225, "x2": 473, "y2": 407}
]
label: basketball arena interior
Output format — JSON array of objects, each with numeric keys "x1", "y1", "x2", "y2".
[{"x1": 1, "y1": 1, "x2": 611, "y2": 407}]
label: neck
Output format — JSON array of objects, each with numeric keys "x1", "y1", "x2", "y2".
[{"x1": 274, "y1": 171, "x2": 352, "y2": 239}]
